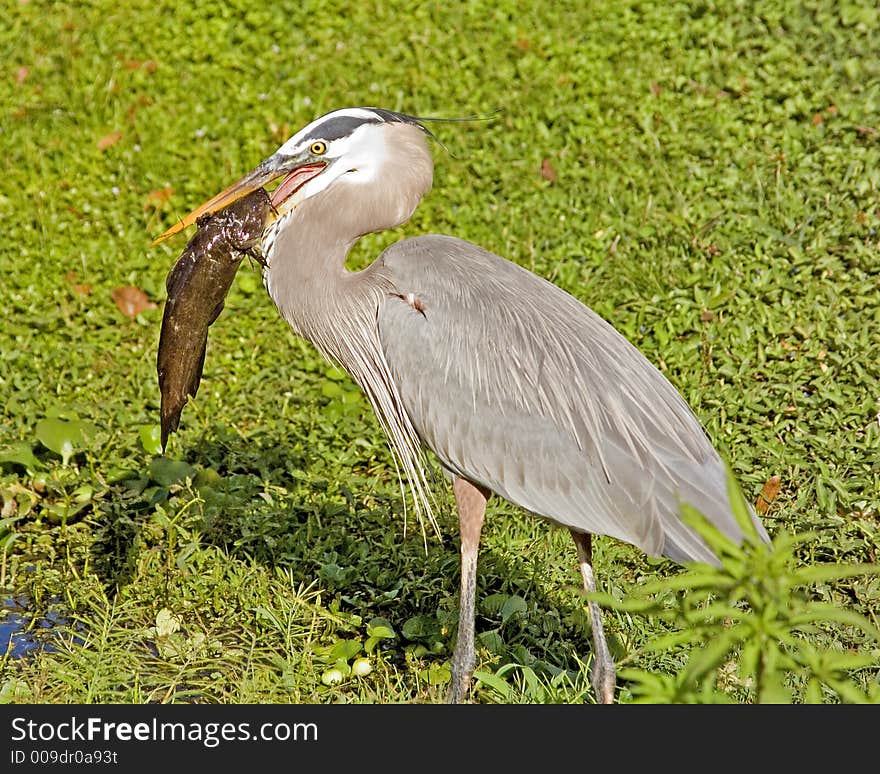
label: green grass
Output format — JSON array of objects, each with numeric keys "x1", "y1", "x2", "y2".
[{"x1": 1, "y1": 0, "x2": 878, "y2": 703}]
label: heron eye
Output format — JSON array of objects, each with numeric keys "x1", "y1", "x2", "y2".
[{"x1": 310, "y1": 141, "x2": 327, "y2": 155}]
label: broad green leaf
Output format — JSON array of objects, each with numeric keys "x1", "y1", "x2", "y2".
[
  {"x1": 149, "y1": 458, "x2": 197, "y2": 487},
  {"x1": 421, "y1": 663, "x2": 451, "y2": 686},
  {"x1": 329, "y1": 639, "x2": 362, "y2": 663},
  {"x1": 0, "y1": 443, "x2": 41, "y2": 474},
  {"x1": 138, "y1": 425, "x2": 163, "y2": 456},
  {"x1": 480, "y1": 593, "x2": 509, "y2": 617},
  {"x1": 35, "y1": 418, "x2": 96, "y2": 466},
  {"x1": 823, "y1": 678, "x2": 872, "y2": 704},
  {"x1": 366, "y1": 617, "x2": 396, "y2": 640},
  {"x1": 472, "y1": 669, "x2": 513, "y2": 699},
  {"x1": 478, "y1": 630, "x2": 505, "y2": 655},
  {"x1": 401, "y1": 615, "x2": 438, "y2": 641},
  {"x1": 192, "y1": 468, "x2": 222, "y2": 490},
  {"x1": 321, "y1": 381, "x2": 343, "y2": 398},
  {"x1": 500, "y1": 594, "x2": 527, "y2": 623},
  {"x1": 324, "y1": 366, "x2": 348, "y2": 382}
]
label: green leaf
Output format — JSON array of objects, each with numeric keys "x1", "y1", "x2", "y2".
[
  {"x1": 421, "y1": 662, "x2": 451, "y2": 686},
  {"x1": 500, "y1": 594, "x2": 527, "y2": 623},
  {"x1": 789, "y1": 605, "x2": 880, "y2": 641},
  {"x1": 804, "y1": 678, "x2": 823, "y2": 704},
  {"x1": 192, "y1": 468, "x2": 222, "y2": 490},
  {"x1": 329, "y1": 639, "x2": 362, "y2": 663},
  {"x1": 478, "y1": 629, "x2": 505, "y2": 655},
  {"x1": 138, "y1": 425, "x2": 163, "y2": 456},
  {"x1": 324, "y1": 366, "x2": 348, "y2": 382},
  {"x1": 0, "y1": 443, "x2": 41, "y2": 474},
  {"x1": 149, "y1": 458, "x2": 197, "y2": 487},
  {"x1": 321, "y1": 381, "x2": 343, "y2": 399},
  {"x1": 642, "y1": 629, "x2": 704, "y2": 653},
  {"x1": 472, "y1": 669, "x2": 514, "y2": 699},
  {"x1": 35, "y1": 418, "x2": 96, "y2": 466},
  {"x1": 813, "y1": 651, "x2": 879, "y2": 672},
  {"x1": 680, "y1": 626, "x2": 744, "y2": 684},
  {"x1": 794, "y1": 563, "x2": 880, "y2": 585},
  {"x1": 481, "y1": 593, "x2": 509, "y2": 617},
  {"x1": 757, "y1": 672, "x2": 791, "y2": 704},
  {"x1": 680, "y1": 503, "x2": 745, "y2": 563},
  {"x1": 366, "y1": 617, "x2": 396, "y2": 640},
  {"x1": 401, "y1": 615, "x2": 439, "y2": 641},
  {"x1": 725, "y1": 463, "x2": 761, "y2": 542}
]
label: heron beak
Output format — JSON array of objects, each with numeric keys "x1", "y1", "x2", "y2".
[{"x1": 152, "y1": 154, "x2": 326, "y2": 245}]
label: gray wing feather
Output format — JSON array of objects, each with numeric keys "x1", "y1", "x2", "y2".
[{"x1": 376, "y1": 235, "x2": 769, "y2": 563}]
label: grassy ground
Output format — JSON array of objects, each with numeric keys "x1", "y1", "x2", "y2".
[{"x1": 1, "y1": 0, "x2": 878, "y2": 703}]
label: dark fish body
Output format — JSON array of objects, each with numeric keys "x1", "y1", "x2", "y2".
[{"x1": 157, "y1": 188, "x2": 271, "y2": 449}]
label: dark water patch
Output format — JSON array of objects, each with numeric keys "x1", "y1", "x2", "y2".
[{"x1": 1, "y1": 595, "x2": 78, "y2": 658}]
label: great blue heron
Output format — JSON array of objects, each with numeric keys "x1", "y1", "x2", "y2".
[{"x1": 155, "y1": 107, "x2": 771, "y2": 704}]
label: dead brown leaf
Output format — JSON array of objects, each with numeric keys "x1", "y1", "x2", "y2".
[
  {"x1": 126, "y1": 94, "x2": 153, "y2": 121},
  {"x1": 540, "y1": 158, "x2": 557, "y2": 183},
  {"x1": 111, "y1": 286, "x2": 156, "y2": 318},
  {"x1": 120, "y1": 57, "x2": 157, "y2": 73},
  {"x1": 650, "y1": 82, "x2": 661, "y2": 97},
  {"x1": 65, "y1": 272, "x2": 91, "y2": 297},
  {"x1": 97, "y1": 131, "x2": 123, "y2": 151},
  {"x1": 143, "y1": 187, "x2": 174, "y2": 210},
  {"x1": 756, "y1": 475, "x2": 782, "y2": 515}
]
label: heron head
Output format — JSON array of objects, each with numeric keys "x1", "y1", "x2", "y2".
[{"x1": 153, "y1": 107, "x2": 435, "y2": 244}]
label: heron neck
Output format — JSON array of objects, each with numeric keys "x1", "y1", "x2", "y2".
[{"x1": 261, "y1": 198, "x2": 393, "y2": 359}]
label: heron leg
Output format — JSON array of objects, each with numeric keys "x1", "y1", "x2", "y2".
[
  {"x1": 447, "y1": 476, "x2": 489, "y2": 704},
  {"x1": 570, "y1": 531, "x2": 616, "y2": 704}
]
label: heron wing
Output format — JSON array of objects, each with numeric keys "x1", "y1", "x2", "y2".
[{"x1": 376, "y1": 235, "x2": 768, "y2": 563}]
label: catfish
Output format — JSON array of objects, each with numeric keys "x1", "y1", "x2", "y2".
[{"x1": 157, "y1": 188, "x2": 272, "y2": 450}]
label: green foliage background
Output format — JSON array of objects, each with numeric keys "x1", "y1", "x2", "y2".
[{"x1": 0, "y1": 0, "x2": 878, "y2": 702}]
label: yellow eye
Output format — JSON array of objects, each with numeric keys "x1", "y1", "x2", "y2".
[{"x1": 310, "y1": 140, "x2": 327, "y2": 155}]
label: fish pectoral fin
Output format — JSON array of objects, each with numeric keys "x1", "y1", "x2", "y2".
[{"x1": 242, "y1": 246, "x2": 268, "y2": 267}]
